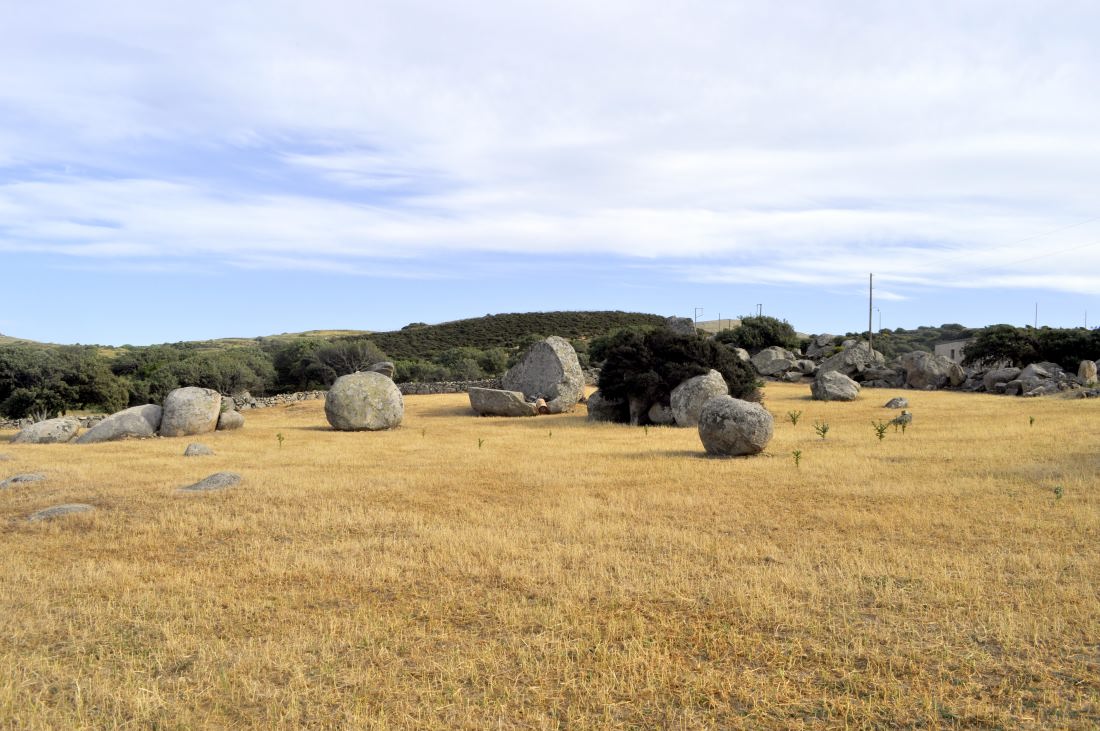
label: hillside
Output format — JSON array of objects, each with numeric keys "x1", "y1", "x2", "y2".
[{"x1": 362, "y1": 311, "x2": 668, "y2": 360}]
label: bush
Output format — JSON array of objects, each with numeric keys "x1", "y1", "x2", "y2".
[
  {"x1": 597, "y1": 330, "x2": 760, "y2": 425},
  {"x1": 715, "y1": 316, "x2": 800, "y2": 354}
]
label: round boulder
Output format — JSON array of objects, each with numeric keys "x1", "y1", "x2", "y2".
[
  {"x1": 811, "y1": 371, "x2": 861, "y2": 401},
  {"x1": 76, "y1": 404, "x2": 162, "y2": 444},
  {"x1": 698, "y1": 396, "x2": 774, "y2": 457},
  {"x1": 751, "y1": 346, "x2": 798, "y2": 377},
  {"x1": 647, "y1": 402, "x2": 675, "y2": 425},
  {"x1": 671, "y1": 369, "x2": 728, "y2": 427},
  {"x1": 160, "y1": 387, "x2": 222, "y2": 437},
  {"x1": 368, "y1": 361, "x2": 396, "y2": 379},
  {"x1": 883, "y1": 397, "x2": 909, "y2": 409},
  {"x1": 183, "y1": 443, "x2": 214, "y2": 457},
  {"x1": 501, "y1": 336, "x2": 585, "y2": 414},
  {"x1": 586, "y1": 390, "x2": 627, "y2": 423},
  {"x1": 217, "y1": 410, "x2": 245, "y2": 431},
  {"x1": 325, "y1": 372, "x2": 404, "y2": 431},
  {"x1": 11, "y1": 417, "x2": 81, "y2": 444}
]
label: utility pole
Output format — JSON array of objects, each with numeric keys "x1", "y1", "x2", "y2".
[
  {"x1": 756, "y1": 303, "x2": 763, "y2": 317},
  {"x1": 1034, "y1": 302, "x2": 1038, "y2": 329},
  {"x1": 868, "y1": 273, "x2": 874, "y2": 353},
  {"x1": 694, "y1": 307, "x2": 704, "y2": 328}
]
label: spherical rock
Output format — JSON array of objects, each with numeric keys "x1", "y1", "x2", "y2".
[
  {"x1": 647, "y1": 402, "x2": 675, "y2": 425},
  {"x1": 698, "y1": 396, "x2": 774, "y2": 457},
  {"x1": 216, "y1": 410, "x2": 245, "y2": 431},
  {"x1": 585, "y1": 390, "x2": 627, "y2": 423},
  {"x1": 751, "y1": 346, "x2": 798, "y2": 376},
  {"x1": 76, "y1": 405, "x2": 162, "y2": 444},
  {"x1": 811, "y1": 371, "x2": 861, "y2": 401},
  {"x1": 325, "y1": 372, "x2": 404, "y2": 431},
  {"x1": 160, "y1": 387, "x2": 222, "y2": 437},
  {"x1": 11, "y1": 417, "x2": 81, "y2": 444},
  {"x1": 671, "y1": 369, "x2": 728, "y2": 427}
]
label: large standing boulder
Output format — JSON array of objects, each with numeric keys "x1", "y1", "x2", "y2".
[
  {"x1": 665, "y1": 317, "x2": 697, "y2": 336},
  {"x1": 468, "y1": 387, "x2": 538, "y2": 417},
  {"x1": 325, "y1": 372, "x2": 404, "y2": 431},
  {"x1": 159, "y1": 387, "x2": 222, "y2": 437},
  {"x1": 11, "y1": 417, "x2": 81, "y2": 444},
  {"x1": 76, "y1": 405, "x2": 162, "y2": 444},
  {"x1": 811, "y1": 371, "x2": 861, "y2": 401},
  {"x1": 751, "y1": 346, "x2": 798, "y2": 377},
  {"x1": 501, "y1": 336, "x2": 584, "y2": 414},
  {"x1": 586, "y1": 390, "x2": 627, "y2": 423},
  {"x1": 698, "y1": 396, "x2": 774, "y2": 457},
  {"x1": 670, "y1": 369, "x2": 729, "y2": 427},
  {"x1": 816, "y1": 341, "x2": 885, "y2": 380},
  {"x1": 898, "y1": 351, "x2": 965, "y2": 390},
  {"x1": 1080, "y1": 360, "x2": 1098, "y2": 384},
  {"x1": 982, "y1": 366, "x2": 1021, "y2": 392}
]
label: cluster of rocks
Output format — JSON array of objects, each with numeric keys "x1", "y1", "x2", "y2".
[
  {"x1": 745, "y1": 334, "x2": 1099, "y2": 400},
  {"x1": 8, "y1": 387, "x2": 246, "y2": 444},
  {"x1": 468, "y1": 337, "x2": 585, "y2": 417}
]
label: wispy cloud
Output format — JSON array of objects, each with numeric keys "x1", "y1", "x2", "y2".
[{"x1": 1, "y1": 0, "x2": 1099, "y2": 297}]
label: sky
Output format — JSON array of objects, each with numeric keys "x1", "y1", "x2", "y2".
[{"x1": 2, "y1": 0, "x2": 1099, "y2": 345}]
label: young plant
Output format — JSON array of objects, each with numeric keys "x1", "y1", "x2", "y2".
[
  {"x1": 276, "y1": 432, "x2": 285, "y2": 449},
  {"x1": 872, "y1": 421, "x2": 889, "y2": 441},
  {"x1": 1029, "y1": 416, "x2": 1035, "y2": 427},
  {"x1": 792, "y1": 449, "x2": 802, "y2": 468},
  {"x1": 478, "y1": 438, "x2": 485, "y2": 449},
  {"x1": 813, "y1": 421, "x2": 830, "y2": 440},
  {"x1": 1053, "y1": 485, "x2": 1064, "y2": 501},
  {"x1": 787, "y1": 410, "x2": 802, "y2": 426}
]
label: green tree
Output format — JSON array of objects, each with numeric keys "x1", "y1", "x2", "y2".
[
  {"x1": 597, "y1": 330, "x2": 760, "y2": 425},
  {"x1": 715, "y1": 316, "x2": 800, "y2": 354},
  {"x1": 962, "y1": 325, "x2": 1038, "y2": 368}
]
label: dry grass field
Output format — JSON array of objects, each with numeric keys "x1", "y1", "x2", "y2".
[{"x1": 1, "y1": 383, "x2": 1097, "y2": 729}]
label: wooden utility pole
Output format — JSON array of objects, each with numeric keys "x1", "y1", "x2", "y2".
[{"x1": 868, "y1": 273, "x2": 874, "y2": 352}]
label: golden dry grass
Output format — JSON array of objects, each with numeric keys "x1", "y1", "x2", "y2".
[{"x1": 1, "y1": 383, "x2": 1098, "y2": 730}]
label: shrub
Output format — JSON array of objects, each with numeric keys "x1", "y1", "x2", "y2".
[
  {"x1": 596, "y1": 330, "x2": 760, "y2": 425},
  {"x1": 715, "y1": 316, "x2": 800, "y2": 354}
]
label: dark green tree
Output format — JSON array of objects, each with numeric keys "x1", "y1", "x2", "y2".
[
  {"x1": 597, "y1": 330, "x2": 760, "y2": 425},
  {"x1": 715, "y1": 316, "x2": 800, "y2": 354}
]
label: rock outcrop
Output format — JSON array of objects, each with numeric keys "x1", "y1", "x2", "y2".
[
  {"x1": 670, "y1": 370, "x2": 729, "y2": 427},
  {"x1": 982, "y1": 367, "x2": 1021, "y2": 392},
  {"x1": 1, "y1": 473, "x2": 45, "y2": 490},
  {"x1": 751, "y1": 346, "x2": 798, "y2": 377},
  {"x1": 178, "y1": 472, "x2": 241, "y2": 492},
  {"x1": 898, "y1": 351, "x2": 965, "y2": 389},
  {"x1": 468, "y1": 387, "x2": 538, "y2": 417},
  {"x1": 811, "y1": 371, "x2": 861, "y2": 401},
  {"x1": 27, "y1": 503, "x2": 94, "y2": 522},
  {"x1": 501, "y1": 336, "x2": 584, "y2": 414},
  {"x1": 665, "y1": 317, "x2": 697, "y2": 336},
  {"x1": 1078, "y1": 360, "x2": 1098, "y2": 384},
  {"x1": 698, "y1": 396, "x2": 774, "y2": 457},
  {"x1": 160, "y1": 387, "x2": 222, "y2": 437},
  {"x1": 11, "y1": 417, "x2": 81, "y2": 444},
  {"x1": 816, "y1": 342, "x2": 885, "y2": 380},
  {"x1": 324, "y1": 372, "x2": 404, "y2": 431},
  {"x1": 76, "y1": 405, "x2": 162, "y2": 444},
  {"x1": 884, "y1": 397, "x2": 909, "y2": 409}
]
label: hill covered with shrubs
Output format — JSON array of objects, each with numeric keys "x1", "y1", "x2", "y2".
[{"x1": 0, "y1": 311, "x2": 666, "y2": 419}]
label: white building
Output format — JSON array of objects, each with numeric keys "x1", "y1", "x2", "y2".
[{"x1": 934, "y1": 338, "x2": 973, "y2": 364}]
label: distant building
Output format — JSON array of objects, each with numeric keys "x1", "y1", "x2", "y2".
[{"x1": 934, "y1": 338, "x2": 973, "y2": 364}]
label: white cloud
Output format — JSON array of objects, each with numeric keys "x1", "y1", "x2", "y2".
[{"x1": 1, "y1": 0, "x2": 1099, "y2": 295}]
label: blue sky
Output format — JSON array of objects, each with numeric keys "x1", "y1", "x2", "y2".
[{"x1": 2, "y1": 1, "x2": 1098, "y2": 345}]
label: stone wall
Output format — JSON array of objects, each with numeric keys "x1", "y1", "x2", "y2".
[{"x1": 2, "y1": 378, "x2": 542, "y2": 429}]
